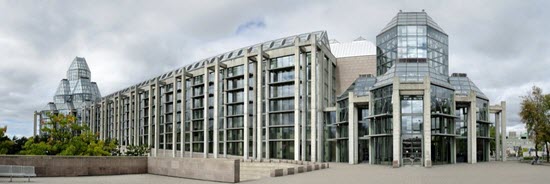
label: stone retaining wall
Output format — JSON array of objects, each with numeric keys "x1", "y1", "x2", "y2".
[
  {"x1": 0, "y1": 155, "x2": 147, "y2": 177},
  {"x1": 148, "y1": 157, "x2": 239, "y2": 183}
]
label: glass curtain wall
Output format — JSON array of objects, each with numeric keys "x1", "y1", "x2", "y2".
[
  {"x1": 358, "y1": 107, "x2": 369, "y2": 163},
  {"x1": 191, "y1": 75, "x2": 204, "y2": 153},
  {"x1": 268, "y1": 55, "x2": 295, "y2": 159},
  {"x1": 401, "y1": 95, "x2": 423, "y2": 166},
  {"x1": 324, "y1": 111, "x2": 337, "y2": 162},
  {"x1": 476, "y1": 98, "x2": 490, "y2": 162},
  {"x1": 371, "y1": 85, "x2": 393, "y2": 165},
  {"x1": 336, "y1": 99, "x2": 349, "y2": 163},
  {"x1": 430, "y1": 85, "x2": 455, "y2": 165},
  {"x1": 226, "y1": 65, "x2": 246, "y2": 156},
  {"x1": 455, "y1": 105, "x2": 468, "y2": 162}
]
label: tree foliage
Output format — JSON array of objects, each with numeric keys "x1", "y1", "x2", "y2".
[
  {"x1": 125, "y1": 145, "x2": 150, "y2": 156},
  {"x1": 19, "y1": 113, "x2": 118, "y2": 156},
  {"x1": 519, "y1": 86, "x2": 550, "y2": 162},
  {"x1": 0, "y1": 126, "x2": 14, "y2": 154}
]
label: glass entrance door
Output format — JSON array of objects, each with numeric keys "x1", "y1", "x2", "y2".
[
  {"x1": 401, "y1": 95, "x2": 423, "y2": 166},
  {"x1": 402, "y1": 135, "x2": 422, "y2": 165}
]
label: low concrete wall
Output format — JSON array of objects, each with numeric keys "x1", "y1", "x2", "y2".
[
  {"x1": 0, "y1": 155, "x2": 147, "y2": 177},
  {"x1": 148, "y1": 157, "x2": 239, "y2": 183}
]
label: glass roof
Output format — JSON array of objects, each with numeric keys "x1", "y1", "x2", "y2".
[
  {"x1": 449, "y1": 73, "x2": 488, "y2": 100},
  {"x1": 380, "y1": 11, "x2": 446, "y2": 34},
  {"x1": 104, "y1": 31, "x2": 330, "y2": 98},
  {"x1": 44, "y1": 57, "x2": 101, "y2": 114},
  {"x1": 338, "y1": 74, "x2": 377, "y2": 99}
]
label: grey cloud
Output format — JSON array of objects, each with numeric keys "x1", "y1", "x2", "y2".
[{"x1": 1, "y1": 0, "x2": 548, "y2": 136}]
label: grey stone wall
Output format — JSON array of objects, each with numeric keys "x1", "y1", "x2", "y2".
[
  {"x1": 148, "y1": 157, "x2": 239, "y2": 183},
  {"x1": 0, "y1": 155, "x2": 147, "y2": 177}
]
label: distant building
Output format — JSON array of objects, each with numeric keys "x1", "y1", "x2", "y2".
[
  {"x1": 505, "y1": 131, "x2": 539, "y2": 157},
  {"x1": 33, "y1": 57, "x2": 101, "y2": 136}
]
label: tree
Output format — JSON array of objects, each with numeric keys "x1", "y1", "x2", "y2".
[
  {"x1": 125, "y1": 145, "x2": 150, "y2": 156},
  {"x1": 20, "y1": 113, "x2": 117, "y2": 156},
  {"x1": 0, "y1": 126, "x2": 14, "y2": 154},
  {"x1": 519, "y1": 86, "x2": 550, "y2": 162}
]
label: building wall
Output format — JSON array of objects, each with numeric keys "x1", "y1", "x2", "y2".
[
  {"x1": 0, "y1": 156, "x2": 147, "y2": 177},
  {"x1": 148, "y1": 157, "x2": 239, "y2": 183},
  {"x1": 76, "y1": 32, "x2": 337, "y2": 163},
  {"x1": 335, "y1": 55, "x2": 376, "y2": 95}
]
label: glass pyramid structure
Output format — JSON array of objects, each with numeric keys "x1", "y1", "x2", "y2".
[{"x1": 42, "y1": 57, "x2": 101, "y2": 117}]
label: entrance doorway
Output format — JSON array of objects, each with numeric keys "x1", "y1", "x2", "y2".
[
  {"x1": 402, "y1": 135, "x2": 422, "y2": 165},
  {"x1": 401, "y1": 95, "x2": 423, "y2": 166},
  {"x1": 358, "y1": 139, "x2": 369, "y2": 163}
]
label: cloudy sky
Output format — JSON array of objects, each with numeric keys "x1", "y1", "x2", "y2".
[{"x1": 1, "y1": 0, "x2": 549, "y2": 137}]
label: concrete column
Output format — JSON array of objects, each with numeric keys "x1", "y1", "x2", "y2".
[
  {"x1": 204, "y1": 67, "x2": 210, "y2": 158},
  {"x1": 155, "y1": 80, "x2": 161, "y2": 157},
  {"x1": 501, "y1": 101, "x2": 507, "y2": 161},
  {"x1": 100, "y1": 101, "x2": 104, "y2": 140},
  {"x1": 468, "y1": 91, "x2": 477, "y2": 163},
  {"x1": 256, "y1": 49, "x2": 264, "y2": 160},
  {"x1": 265, "y1": 49, "x2": 271, "y2": 160},
  {"x1": 223, "y1": 71, "x2": 228, "y2": 158},
  {"x1": 244, "y1": 58, "x2": 250, "y2": 160},
  {"x1": 349, "y1": 93, "x2": 358, "y2": 164},
  {"x1": 181, "y1": 74, "x2": 187, "y2": 157},
  {"x1": 213, "y1": 63, "x2": 220, "y2": 158},
  {"x1": 189, "y1": 76, "x2": 194, "y2": 158},
  {"x1": 392, "y1": 77, "x2": 401, "y2": 168},
  {"x1": 117, "y1": 95, "x2": 122, "y2": 145},
  {"x1": 33, "y1": 111, "x2": 37, "y2": 137},
  {"x1": 310, "y1": 39, "x2": 318, "y2": 162},
  {"x1": 148, "y1": 85, "x2": 153, "y2": 155},
  {"x1": 251, "y1": 58, "x2": 257, "y2": 159},
  {"x1": 423, "y1": 76, "x2": 432, "y2": 167},
  {"x1": 172, "y1": 79, "x2": 178, "y2": 157},
  {"x1": 134, "y1": 90, "x2": 140, "y2": 145},
  {"x1": 293, "y1": 44, "x2": 301, "y2": 161},
  {"x1": 90, "y1": 106, "x2": 94, "y2": 134},
  {"x1": 300, "y1": 49, "x2": 307, "y2": 161},
  {"x1": 495, "y1": 111, "x2": 500, "y2": 161}
]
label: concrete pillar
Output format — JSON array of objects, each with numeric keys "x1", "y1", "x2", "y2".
[
  {"x1": 155, "y1": 80, "x2": 161, "y2": 157},
  {"x1": 392, "y1": 77, "x2": 401, "y2": 168},
  {"x1": 293, "y1": 43, "x2": 301, "y2": 161},
  {"x1": 310, "y1": 39, "x2": 318, "y2": 162},
  {"x1": 172, "y1": 79, "x2": 178, "y2": 157},
  {"x1": 265, "y1": 49, "x2": 271, "y2": 160},
  {"x1": 134, "y1": 90, "x2": 140, "y2": 146},
  {"x1": 251, "y1": 57, "x2": 257, "y2": 160},
  {"x1": 117, "y1": 95, "x2": 121, "y2": 145},
  {"x1": 349, "y1": 93, "x2": 358, "y2": 164},
  {"x1": 223, "y1": 71, "x2": 228, "y2": 158},
  {"x1": 256, "y1": 48, "x2": 264, "y2": 160},
  {"x1": 495, "y1": 111, "x2": 500, "y2": 161},
  {"x1": 501, "y1": 101, "x2": 507, "y2": 161},
  {"x1": 148, "y1": 85, "x2": 153, "y2": 155},
  {"x1": 100, "y1": 101, "x2": 105, "y2": 140},
  {"x1": 181, "y1": 74, "x2": 187, "y2": 157},
  {"x1": 213, "y1": 62, "x2": 220, "y2": 158},
  {"x1": 204, "y1": 67, "x2": 210, "y2": 158},
  {"x1": 468, "y1": 91, "x2": 477, "y2": 163},
  {"x1": 33, "y1": 111, "x2": 37, "y2": 137},
  {"x1": 300, "y1": 49, "x2": 307, "y2": 161},
  {"x1": 423, "y1": 76, "x2": 432, "y2": 167},
  {"x1": 189, "y1": 76, "x2": 194, "y2": 158},
  {"x1": 244, "y1": 57, "x2": 250, "y2": 160}
]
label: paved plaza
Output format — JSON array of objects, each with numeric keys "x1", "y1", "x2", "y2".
[{"x1": 3, "y1": 162, "x2": 548, "y2": 184}]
